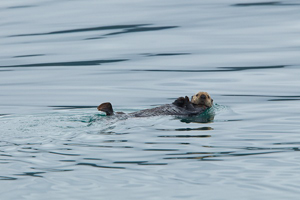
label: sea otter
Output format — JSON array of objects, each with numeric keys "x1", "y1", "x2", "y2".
[{"x1": 97, "y1": 91, "x2": 213, "y2": 117}]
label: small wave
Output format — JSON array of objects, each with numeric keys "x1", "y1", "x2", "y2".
[{"x1": 0, "y1": 59, "x2": 128, "y2": 68}]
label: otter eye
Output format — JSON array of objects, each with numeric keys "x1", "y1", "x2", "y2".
[
  {"x1": 196, "y1": 94, "x2": 199, "y2": 97},
  {"x1": 208, "y1": 96, "x2": 210, "y2": 99}
]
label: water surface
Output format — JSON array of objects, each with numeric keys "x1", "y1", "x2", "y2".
[{"x1": 1, "y1": 0, "x2": 300, "y2": 199}]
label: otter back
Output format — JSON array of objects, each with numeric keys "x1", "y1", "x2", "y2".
[{"x1": 129, "y1": 104, "x2": 205, "y2": 117}]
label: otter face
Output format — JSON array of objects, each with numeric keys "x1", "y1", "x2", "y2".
[{"x1": 191, "y1": 91, "x2": 213, "y2": 108}]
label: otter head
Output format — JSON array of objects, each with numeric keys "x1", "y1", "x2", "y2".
[{"x1": 191, "y1": 91, "x2": 213, "y2": 108}]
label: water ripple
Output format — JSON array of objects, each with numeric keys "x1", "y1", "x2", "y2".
[
  {"x1": 132, "y1": 65, "x2": 288, "y2": 72},
  {"x1": 77, "y1": 162, "x2": 125, "y2": 169},
  {"x1": 49, "y1": 106, "x2": 96, "y2": 110},
  {"x1": 9, "y1": 24, "x2": 150, "y2": 37},
  {"x1": 157, "y1": 127, "x2": 213, "y2": 131},
  {"x1": 158, "y1": 134, "x2": 211, "y2": 138},
  {"x1": 232, "y1": 1, "x2": 300, "y2": 7},
  {"x1": 0, "y1": 176, "x2": 17, "y2": 180},
  {"x1": 104, "y1": 26, "x2": 178, "y2": 36},
  {"x1": 0, "y1": 59, "x2": 128, "y2": 68},
  {"x1": 222, "y1": 94, "x2": 300, "y2": 101},
  {"x1": 15, "y1": 172, "x2": 45, "y2": 178},
  {"x1": 13, "y1": 54, "x2": 44, "y2": 58},
  {"x1": 7, "y1": 5, "x2": 36, "y2": 9},
  {"x1": 142, "y1": 53, "x2": 190, "y2": 57}
]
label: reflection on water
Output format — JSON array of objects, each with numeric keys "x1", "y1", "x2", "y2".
[
  {"x1": 1, "y1": 59, "x2": 128, "y2": 68},
  {"x1": 232, "y1": 1, "x2": 300, "y2": 7},
  {"x1": 132, "y1": 65, "x2": 287, "y2": 73},
  {"x1": 1, "y1": 105, "x2": 299, "y2": 170},
  {"x1": 1, "y1": 105, "x2": 300, "y2": 198},
  {"x1": 142, "y1": 53, "x2": 191, "y2": 57},
  {"x1": 9, "y1": 24, "x2": 150, "y2": 37},
  {"x1": 9, "y1": 24, "x2": 178, "y2": 38},
  {"x1": 157, "y1": 127, "x2": 213, "y2": 131}
]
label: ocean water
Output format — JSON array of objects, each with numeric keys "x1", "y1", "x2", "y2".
[{"x1": 1, "y1": 0, "x2": 300, "y2": 199}]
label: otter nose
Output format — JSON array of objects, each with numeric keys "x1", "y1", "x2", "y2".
[{"x1": 200, "y1": 94, "x2": 206, "y2": 99}]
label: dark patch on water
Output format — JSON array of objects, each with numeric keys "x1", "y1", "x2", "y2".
[
  {"x1": 77, "y1": 162, "x2": 125, "y2": 169},
  {"x1": 13, "y1": 54, "x2": 44, "y2": 58},
  {"x1": 179, "y1": 115, "x2": 215, "y2": 124},
  {"x1": 114, "y1": 161, "x2": 147, "y2": 164},
  {"x1": 143, "y1": 149, "x2": 179, "y2": 151},
  {"x1": 0, "y1": 59, "x2": 128, "y2": 68},
  {"x1": 206, "y1": 145, "x2": 300, "y2": 153},
  {"x1": 233, "y1": 2, "x2": 280, "y2": 6},
  {"x1": 244, "y1": 146, "x2": 300, "y2": 151},
  {"x1": 223, "y1": 94, "x2": 300, "y2": 101},
  {"x1": 0, "y1": 176, "x2": 17, "y2": 181},
  {"x1": 9, "y1": 24, "x2": 178, "y2": 42},
  {"x1": 0, "y1": 153, "x2": 12, "y2": 157},
  {"x1": 84, "y1": 25, "x2": 178, "y2": 39},
  {"x1": 104, "y1": 26, "x2": 179, "y2": 36},
  {"x1": 268, "y1": 98, "x2": 300, "y2": 101},
  {"x1": 0, "y1": 70, "x2": 13, "y2": 72},
  {"x1": 138, "y1": 162, "x2": 168, "y2": 165},
  {"x1": 59, "y1": 160, "x2": 77, "y2": 162},
  {"x1": 222, "y1": 65, "x2": 287, "y2": 71},
  {"x1": 164, "y1": 155, "x2": 220, "y2": 160},
  {"x1": 49, "y1": 151, "x2": 81, "y2": 156},
  {"x1": 163, "y1": 148, "x2": 287, "y2": 160},
  {"x1": 103, "y1": 140, "x2": 128, "y2": 143},
  {"x1": 142, "y1": 53, "x2": 191, "y2": 57},
  {"x1": 9, "y1": 24, "x2": 150, "y2": 37},
  {"x1": 274, "y1": 142, "x2": 300, "y2": 145},
  {"x1": 132, "y1": 65, "x2": 287, "y2": 72},
  {"x1": 15, "y1": 172, "x2": 45, "y2": 178},
  {"x1": 64, "y1": 143, "x2": 133, "y2": 149},
  {"x1": 97, "y1": 131, "x2": 130, "y2": 136},
  {"x1": 166, "y1": 151, "x2": 234, "y2": 156},
  {"x1": 232, "y1": 1, "x2": 300, "y2": 7},
  {"x1": 31, "y1": 167, "x2": 73, "y2": 172},
  {"x1": 49, "y1": 106, "x2": 96, "y2": 110},
  {"x1": 158, "y1": 135, "x2": 211, "y2": 138},
  {"x1": 223, "y1": 94, "x2": 300, "y2": 98},
  {"x1": 7, "y1": 5, "x2": 36, "y2": 9},
  {"x1": 85, "y1": 36, "x2": 105, "y2": 40},
  {"x1": 145, "y1": 142, "x2": 190, "y2": 145},
  {"x1": 157, "y1": 127, "x2": 213, "y2": 131},
  {"x1": 229, "y1": 151, "x2": 285, "y2": 156}
]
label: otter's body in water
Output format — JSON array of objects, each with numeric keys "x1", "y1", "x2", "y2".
[
  {"x1": 98, "y1": 91, "x2": 213, "y2": 118},
  {"x1": 128, "y1": 101, "x2": 207, "y2": 117}
]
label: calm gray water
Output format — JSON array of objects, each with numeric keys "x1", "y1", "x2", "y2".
[{"x1": 1, "y1": 0, "x2": 300, "y2": 199}]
